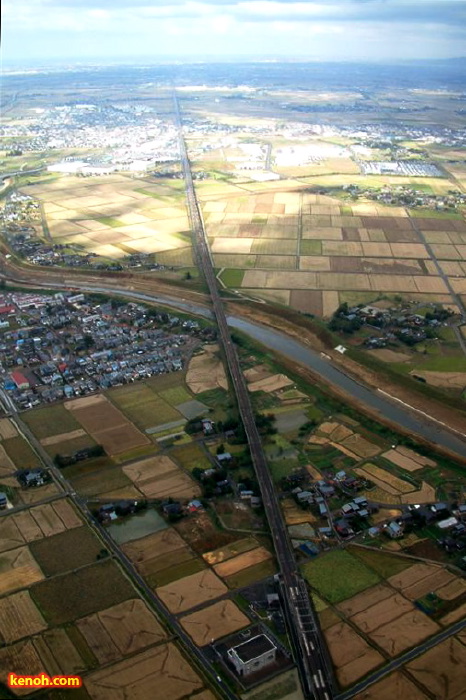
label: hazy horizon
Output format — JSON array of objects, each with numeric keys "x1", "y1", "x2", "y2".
[{"x1": 2, "y1": 0, "x2": 466, "y2": 65}]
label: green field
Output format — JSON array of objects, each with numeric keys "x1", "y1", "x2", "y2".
[
  {"x1": 68, "y1": 467, "x2": 134, "y2": 497},
  {"x1": 108, "y1": 383, "x2": 182, "y2": 429},
  {"x1": 348, "y1": 546, "x2": 412, "y2": 578},
  {"x1": 44, "y1": 434, "x2": 97, "y2": 458},
  {"x1": 410, "y1": 208, "x2": 463, "y2": 219},
  {"x1": 96, "y1": 217, "x2": 125, "y2": 227},
  {"x1": 170, "y1": 443, "x2": 210, "y2": 472},
  {"x1": 22, "y1": 404, "x2": 81, "y2": 440},
  {"x1": 31, "y1": 560, "x2": 135, "y2": 624},
  {"x1": 301, "y1": 550, "x2": 380, "y2": 604},
  {"x1": 159, "y1": 386, "x2": 193, "y2": 407},
  {"x1": 30, "y1": 527, "x2": 104, "y2": 576},
  {"x1": 219, "y1": 269, "x2": 245, "y2": 288},
  {"x1": 301, "y1": 240, "x2": 322, "y2": 255}
]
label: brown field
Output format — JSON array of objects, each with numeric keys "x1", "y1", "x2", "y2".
[
  {"x1": 382, "y1": 448, "x2": 432, "y2": 472},
  {"x1": 350, "y1": 593, "x2": 414, "y2": 634},
  {"x1": 156, "y1": 569, "x2": 227, "y2": 613},
  {"x1": 122, "y1": 455, "x2": 200, "y2": 500},
  {"x1": 122, "y1": 528, "x2": 188, "y2": 564},
  {"x1": 0, "y1": 640, "x2": 48, "y2": 696},
  {"x1": 0, "y1": 546, "x2": 44, "y2": 596},
  {"x1": 289, "y1": 290, "x2": 323, "y2": 316},
  {"x1": 355, "y1": 462, "x2": 414, "y2": 495},
  {"x1": 180, "y1": 599, "x2": 249, "y2": 646},
  {"x1": 84, "y1": 643, "x2": 203, "y2": 700},
  {"x1": 202, "y1": 537, "x2": 258, "y2": 565},
  {"x1": 336, "y1": 584, "x2": 393, "y2": 618},
  {"x1": 324, "y1": 622, "x2": 384, "y2": 688},
  {"x1": 400, "y1": 481, "x2": 436, "y2": 504},
  {"x1": 248, "y1": 373, "x2": 294, "y2": 393},
  {"x1": 66, "y1": 395, "x2": 149, "y2": 454},
  {"x1": 369, "y1": 610, "x2": 440, "y2": 656},
  {"x1": 0, "y1": 418, "x2": 18, "y2": 440},
  {"x1": 186, "y1": 344, "x2": 228, "y2": 394},
  {"x1": 405, "y1": 638, "x2": 466, "y2": 699},
  {"x1": 38, "y1": 628, "x2": 85, "y2": 675},
  {"x1": 77, "y1": 599, "x2": 166, "y2": 663},
  {"x1": 282, "y1": 497, "x2": 317, "y2": 525},
  {"x1": 436, "y1": 578, "x2": 466, "y2": 601},
  {"x1": 340, "y1": 434, "x2": 380, "y2": 458},
  {"x1": 409, "y1": 371, "x2": 466, "y2": 389},
  {"x1": 355, "y1": 466, "x2": 411, "y2": 497},
  {"x1": 213, "y1": 547, "x2": 272, "y2": 578},
  {"x1": 40, "y1": 429, "x2": 87, "y2": 446},
  {"x1": 440, "y1": 601, "x2": 466, "y2": 626},
  {"x1": 401, "y1": 570, "x2": 457, "y2": 601},
  {"x1": 0, "y1": 590, "x2": 47, "y2": 644},
  {"x1": 353, "y1": 671, "x2": 429, "y2": 700},
  {"x1": 0, "y1": 517, "x2": 27, "y2": 553}
]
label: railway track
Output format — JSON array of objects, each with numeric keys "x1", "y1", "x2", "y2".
[{"x1": 173, "y1": 92, "x2": 335, "y2": 700}]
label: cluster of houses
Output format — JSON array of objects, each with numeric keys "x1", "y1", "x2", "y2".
[
  {"x1": 331, "y1": 301, "x2": 453, "y2": 346},
  {"x1": 342, "y1": 182, "x2": 466, "y2": 211},
  {"x1": 0, "y1": 292, "x2": 204, "y2": 409}
]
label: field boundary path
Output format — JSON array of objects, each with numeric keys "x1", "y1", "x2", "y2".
[{"x1": 174, "y1": 91, "x2": 335, "y2": 700}]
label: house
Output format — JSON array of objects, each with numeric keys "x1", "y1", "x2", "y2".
[
  {"x1": 217, "y1": 452, "x2": 232, "y2": 463},
  {"x1": 227, "y1": 634, "x2": 277, "y2": 677},
  {"x1": 0, "y1": 492, "x2": 7, "y2": 509},
  {"x1": 334, "y1": 519, "x2": 354, "y2": 538},
  {"x1": 10, "y1": 371, "x2": 30, "y2": 390},
  {"x1": 201, "y1": 419, "x2": 214, "y2": 435},
  {"x1": 386, "y1": 521, "x2": 404, "y2": 538},
  {"x1": 187, "y1": 499, "x2": 203, "y2": 513},
  {"x1": 437, "y1": 516, "x2": 458, "y2": 530}
]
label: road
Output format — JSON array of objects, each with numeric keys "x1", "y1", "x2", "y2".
[
  {"x1": 173, "y1": 92, "x2": 335, "y2": 700},
  {"x1": 0, "y1": 387, "x2": 237, "y2": 700}
]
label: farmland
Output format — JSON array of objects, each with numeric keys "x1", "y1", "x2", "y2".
[{"x1": 19, "y1": 174, "x2": 193, "y2": 264}]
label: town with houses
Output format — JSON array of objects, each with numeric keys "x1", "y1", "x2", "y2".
[{"x1": 0, "y1": 291, "x2": 206, "y2": 409}]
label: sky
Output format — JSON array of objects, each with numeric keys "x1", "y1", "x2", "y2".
[{"x1": 2, "y1": 0, "x2": 466, "y2": 64}]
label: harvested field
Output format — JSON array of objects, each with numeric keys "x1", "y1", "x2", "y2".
[
  {"x1": 400, "y1": 481, "x2": 436, "y2": 504},
  {"x1": 387, "y1": 562, "x2": 441, "y2": 591},
  {"x1": 440, "y1": 601, "x2": 466, "y2": 626},
  {"x1": 122, "y1": 528, "x2": 195, "y2": 579},
  {"x1": 395, "y1": 446, "x2": 436, "y2": 468},
  {"x1": 0, "y1": 517, "x2": 26, "y2": 553},
  {"x1": 248, "y1": 373, "x2": 293, "y2": 393},
  {"x1": 203, "y1": 537, "x2": 258, "y2": 565},
  {"x1": 0, "y1": 418, "x2": 17, "y2": 440},
  {"x1": 29, "y1": 527, "x2": 104, "y2": 576},
  {"x1": 186, "y1": 345, "x2": 228, "y2": 394},
  {"x1": 289, "y1": 290, "x2": 323, "y2": 316},
  {"x1": 180, "y1": 599, "x2": 249, "y2": 646},
  {"x1": 337, "y1": 584, "x2": 394, "y2": 617},
  {"x1": 370, "y1": 609, "x2": 440, "y2": 657},
  {"x1": 355, "y1": 463, "x2": 415, "y2": 495},
  {"x1": 39, "y1": 628, "x2": 86, "y2": 675},
  {"x1": 382, "y1": 448, "x2": 427, "y2": 472},
  {"x1": 31, "y1": 560, "x2": 134, "y2": 625},
  {"x1": 353, "y1": 671, "x2": 429, "y2": 700},
  {"x1": 350, "y1": 593, "x2": 414, "y2": 633},
  {"x1": 84, "y1": 643, "x2": 203, "y2": 700},
  {"x1": 0, "y1": 640, "x2": 47, "y2": 697},
  {"x1": 400, "y1": 570, "x2": 456, "y2": 601},
  {"x1": 213, "y1": 547, "x2": 272, "y2": 579},
  {"x1": 66, "y1": 394, "x2": 149, "y2": 454},
  {"x1": 0, "y1": 590, "x2": 47, "y2": 644},
  {"x1": 340, "y1": 434, "x2": 380, "y2": 458},
  {"x1": 0, "y1": 546, "x2": 44, "y2": 596},
  {"x1": 409, "y1": 371, "x2": 466, "y2": 389},
  {"x1": 406, "y1": 639, "x2": 466, "y2": 698},
  {"x1": 324, "y1": 622, "x2": 384, "y2": 688},
  {"x1": 156, "y1": 569, "x2": 227, "y2": 613},
  {"x1": 436, "y1": 578, "x2": 466, "y2": 600},
  {"x1": 282, "y1": 498, "x2": 317, "y2": 525},
  {"x1": 122, "y1": 455, "x2": 200, "y2": 500},
  {"x1": 77, "y1": 599, "x2": 166, "y2": 662},
  {"x1": 175, "y1": 510, "x2": 239, "y2": 554},
  {"x1": 40, "y1": 429, "x2": 87, "y2": 446}
]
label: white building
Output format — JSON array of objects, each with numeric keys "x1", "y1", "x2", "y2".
[{"x1": 227, "y1": 635, "x2": 276, "y2": 676}]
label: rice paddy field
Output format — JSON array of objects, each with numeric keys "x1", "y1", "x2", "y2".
[
  {"x1": 19, "y1": 174, "x2": 193, "y2": 264},
  {"x1": 197, "y1": 183, "x2": 466, "y2": 317}
]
